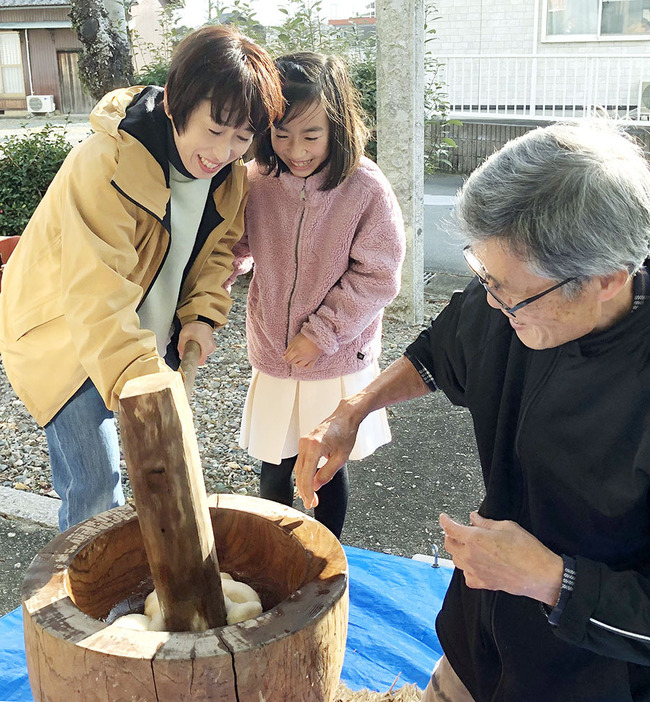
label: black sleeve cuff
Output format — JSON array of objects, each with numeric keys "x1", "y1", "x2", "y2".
[
  {"x1": 196, "y1": 316, "x2": 216, "y2": 329},
  {"x1": 403, "y1": 349, "x2": 438, "y2": 391}
]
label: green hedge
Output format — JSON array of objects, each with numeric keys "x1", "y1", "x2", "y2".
[{"x1": 0, "y1": 125, "x2": 72, "y2": 237}]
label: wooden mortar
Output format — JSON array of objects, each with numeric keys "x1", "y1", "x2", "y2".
[
  {"x1": 22, "y1": 495, "x2": 348, "y2": 701},
  {"x1": 23, "y1": 367, "x2": 348, "y2": 700}
]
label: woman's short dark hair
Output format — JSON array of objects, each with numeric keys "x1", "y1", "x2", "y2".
[
  {"x1": 254, "y1": 52, "x2": 369, "y2": 191},
  {"x1": 165, "y1": 25, "x2": 283, "y2": 134}
]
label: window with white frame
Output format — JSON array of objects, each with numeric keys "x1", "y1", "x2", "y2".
[
  {"x1": 545, "y1": 0, "x2": 650, "y2": 39},
  {"x1": 0, "y1": 32, "x2": 25, "y2": 95}
]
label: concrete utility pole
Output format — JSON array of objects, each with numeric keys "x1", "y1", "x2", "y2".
[{"x1": 376, "y1": 0, "x2": 425, "y2": 323}]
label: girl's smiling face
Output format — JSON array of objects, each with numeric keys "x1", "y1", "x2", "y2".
[
  {"x1": 271, "y1": 102, "x2": 330, "y2": 178},
  {"x1": 165, "y1": 96, "x2": 254, "y2": 179}
]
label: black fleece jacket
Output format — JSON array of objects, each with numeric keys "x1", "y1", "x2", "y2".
[{"x1": 405, "y1": 277, "x2": 650, "y2": 702}]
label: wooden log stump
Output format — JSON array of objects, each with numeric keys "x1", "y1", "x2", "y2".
[{"x1": 22, "y1": 495, "x2": 348, "y2": 701}]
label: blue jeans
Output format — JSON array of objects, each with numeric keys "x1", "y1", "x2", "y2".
[{"x1": 45, "y1": 378, "x2": 124, "y2": 532}]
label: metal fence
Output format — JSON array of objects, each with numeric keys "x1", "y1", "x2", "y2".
[
  {"x1": 435, "y1": 54, "x2": 650, "y2": 123},
  {"x1": 427, "y1": 121, "x2": 650, "y2": 174}
]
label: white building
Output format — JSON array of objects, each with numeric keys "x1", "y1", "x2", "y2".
[{"x1": 431, "y1": 0, "x2": 650, "y2": 123}]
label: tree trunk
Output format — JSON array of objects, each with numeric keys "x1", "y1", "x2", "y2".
[{"x1": 69, "y1": 0, "x2": 134, "y2": 100}]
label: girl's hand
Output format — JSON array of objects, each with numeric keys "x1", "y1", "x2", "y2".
[
  {"x1": 178, "y1": 321, "x2": 216, "y2": 365},
  {"x1": 283, "y1": 332, "x2": 323, "y2": 368}
]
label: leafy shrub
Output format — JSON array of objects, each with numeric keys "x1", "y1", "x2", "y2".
[
  {"x1": 0, "y1": 125, "x2": 72, "y2": 237},
  {"x1": 134, "y1": 61, "x2": 170, "y2": 88}
]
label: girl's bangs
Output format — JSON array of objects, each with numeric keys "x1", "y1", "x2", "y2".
[{"x1": 275, "y1": 76, "x2": 321, "y2": 123}]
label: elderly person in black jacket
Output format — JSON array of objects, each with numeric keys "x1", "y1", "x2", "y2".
[{"x1": 295, "y1": 121, "x2": 650, "y2": 702}]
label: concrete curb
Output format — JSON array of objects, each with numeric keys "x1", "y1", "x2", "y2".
[
  {"x1": 0, "y1": 486, "x2": 59, "y2": 529},
  {"x1": 424, "y1": 272, "x2": 471, "y2": 297}
]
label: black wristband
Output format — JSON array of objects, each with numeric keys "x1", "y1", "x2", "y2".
[{"x1": 546, "y1": 554, "x2": 576, "y2": 626}]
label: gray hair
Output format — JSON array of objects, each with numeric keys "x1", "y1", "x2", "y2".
[{"x1": 455, "y1": 121, "x2": 650, "y2": 288}]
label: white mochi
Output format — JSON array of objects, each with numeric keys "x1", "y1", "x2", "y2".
[
  {"x1": 113, "y1": 613, "x2": 152, "y2": 631},
  {"x1": 144, "y1": 590, "x2": 161, "y2": 619},
  {"x1": 148, "y1": 612, "x2": 166, "y2": 631},
  {"x1": 140, "y1": 574, "x2": 263, "y2": 630},
  {"x1": 221, "y1": 578, "x2": 261, "y2": 605},
  {"x1": 226, "y1": 601, "x2": 263, "y2": 625}
]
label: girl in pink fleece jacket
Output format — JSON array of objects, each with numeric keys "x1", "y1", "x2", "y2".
[{"x1": 232, "y1": 52, "x2": 406, "y2": 538}]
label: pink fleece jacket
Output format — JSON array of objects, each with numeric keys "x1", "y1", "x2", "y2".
[{"x1": 231, "y1": 156, "x2": 406, "y2": 380}]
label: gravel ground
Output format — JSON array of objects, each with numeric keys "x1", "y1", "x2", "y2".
[
  {"x1": 0, "y1": 275, "x2": 453, "y2": 505},
  {"x1": 0, "y1": 118, "x2": 483, "y2": 556}
]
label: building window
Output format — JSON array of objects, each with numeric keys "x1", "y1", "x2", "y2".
[
  {"x1": 545, "y1": 0, "x2": 650, "y2": 39},
  {"x1": 0, "y1": 32, "x2": 25, "y2": 95}
]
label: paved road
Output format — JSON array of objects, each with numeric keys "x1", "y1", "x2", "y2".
[
  {"x1": 0, "y1": 488, "x2": 58, "y2": 617},
  {"x1": 0, "y1": 114, "x2": 92, "y2": 145},
  {"x1": 424, "y1": 174, "x2": 466, "y2": 274}
]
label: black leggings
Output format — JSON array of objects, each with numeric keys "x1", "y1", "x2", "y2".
[{"x1": 260, "y1": 456, "x2": 349, "y2": 539}]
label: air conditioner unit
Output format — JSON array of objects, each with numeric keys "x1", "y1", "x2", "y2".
[
  {"x1": 638, "y1": 81, "x2": 650, "y2": 118},
  {"x1": 26, "y1": 94, "x2": 55, "y2": 114}
]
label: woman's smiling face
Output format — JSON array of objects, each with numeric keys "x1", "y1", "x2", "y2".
[{"x1": 165, "y1": 97, "x2": 254, "y2": 179}]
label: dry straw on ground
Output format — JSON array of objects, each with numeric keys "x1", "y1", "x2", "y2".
[{"x1": 335, "y1": 682, "x2": 423, "y2": 701}]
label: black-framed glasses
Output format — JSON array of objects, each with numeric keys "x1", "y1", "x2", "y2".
[{"x1": 463, "y1": 246, "x2": 577, "y2": 318}]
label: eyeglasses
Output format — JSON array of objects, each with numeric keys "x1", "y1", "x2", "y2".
[{"x1": 463, "y1": 246, "x2": 577, "y2": 318}]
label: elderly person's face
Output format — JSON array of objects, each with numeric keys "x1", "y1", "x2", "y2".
[{"x1": 470, "y1": 239, "x2": 632, "y2": 350}]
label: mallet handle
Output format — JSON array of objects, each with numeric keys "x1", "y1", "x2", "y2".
[{"x1": 180, "y1": 339, "x2": 201, "y2": 399}]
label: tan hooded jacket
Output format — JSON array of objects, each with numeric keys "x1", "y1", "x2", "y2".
[{"x1": 0, "y1": 86, "x2": 247, "y2": 425}]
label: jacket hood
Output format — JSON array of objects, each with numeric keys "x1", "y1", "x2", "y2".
[
  {"x1": 89, "y1": 85, "x2": 233, "y2": 227},
  {"x1": 89, "y1": 85, "x2": 147, "y2": 138},
  {"x1": 90, "y1": 86, "x2": 181, "y2": 188}
]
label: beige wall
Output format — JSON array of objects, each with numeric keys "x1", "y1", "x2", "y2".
[{"x1": 130, "y1": 0, "x2": 168, "y2": 72}]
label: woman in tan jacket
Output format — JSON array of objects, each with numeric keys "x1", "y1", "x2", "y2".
[{"x1": 0, "y1": 25, "x2": 282, "y2": 531}]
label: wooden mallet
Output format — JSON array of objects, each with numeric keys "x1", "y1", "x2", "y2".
[{"x1": 118, "y1": 339, "x2": 228, "y2": 631}]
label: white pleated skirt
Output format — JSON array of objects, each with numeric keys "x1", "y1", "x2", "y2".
[{"x1": 239, "y1": 362, "x2": 391, "y2": 465}]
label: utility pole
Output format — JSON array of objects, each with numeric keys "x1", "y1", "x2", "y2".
[{"x1": 376, "y1": 0, "x2": 425, "y2": 323}]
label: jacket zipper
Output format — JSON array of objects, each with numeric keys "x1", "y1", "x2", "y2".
[
  {"x1": 489, "y1": 593, "x2": 505, "y2": 702},
  {"x1": 285, "y1": 182, "x2": 307, "y2": 353},
  {"x1": 111, "y1": 180, "x2": 172, "y2": 312},
  {"x1": 488, "y1": 349, "x2": 562, "y2": 702}
]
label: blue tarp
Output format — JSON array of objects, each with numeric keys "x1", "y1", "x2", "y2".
[{"x1": 0, "y1": 545, "x2": 453, "y2": 700}]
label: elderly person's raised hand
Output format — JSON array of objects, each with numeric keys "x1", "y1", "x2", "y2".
[
  {"x1": 440, "y1": 511, "x2": 564, "y2": 605},
  {"x1": 296, "y1": 355, "x2": 432, "y2": 508},
  {"x1": 295, "y1": 404, "x2": 360, "y2": 508}
]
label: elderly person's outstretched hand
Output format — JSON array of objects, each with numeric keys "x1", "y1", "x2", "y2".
[
  {"x1": 295, "y1": 403, "x2": 360, "y2": 508},
  {"x1": 296, "y1": 356, "x2": 432, "y2": 508}
]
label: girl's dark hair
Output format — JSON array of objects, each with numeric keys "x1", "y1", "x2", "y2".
[
  {"x1": 254, "y1": 52, "x2": 369, "y2": 190},
  {"x1": 165, "y1": 25, "x2": 284, "y2": 134}
]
